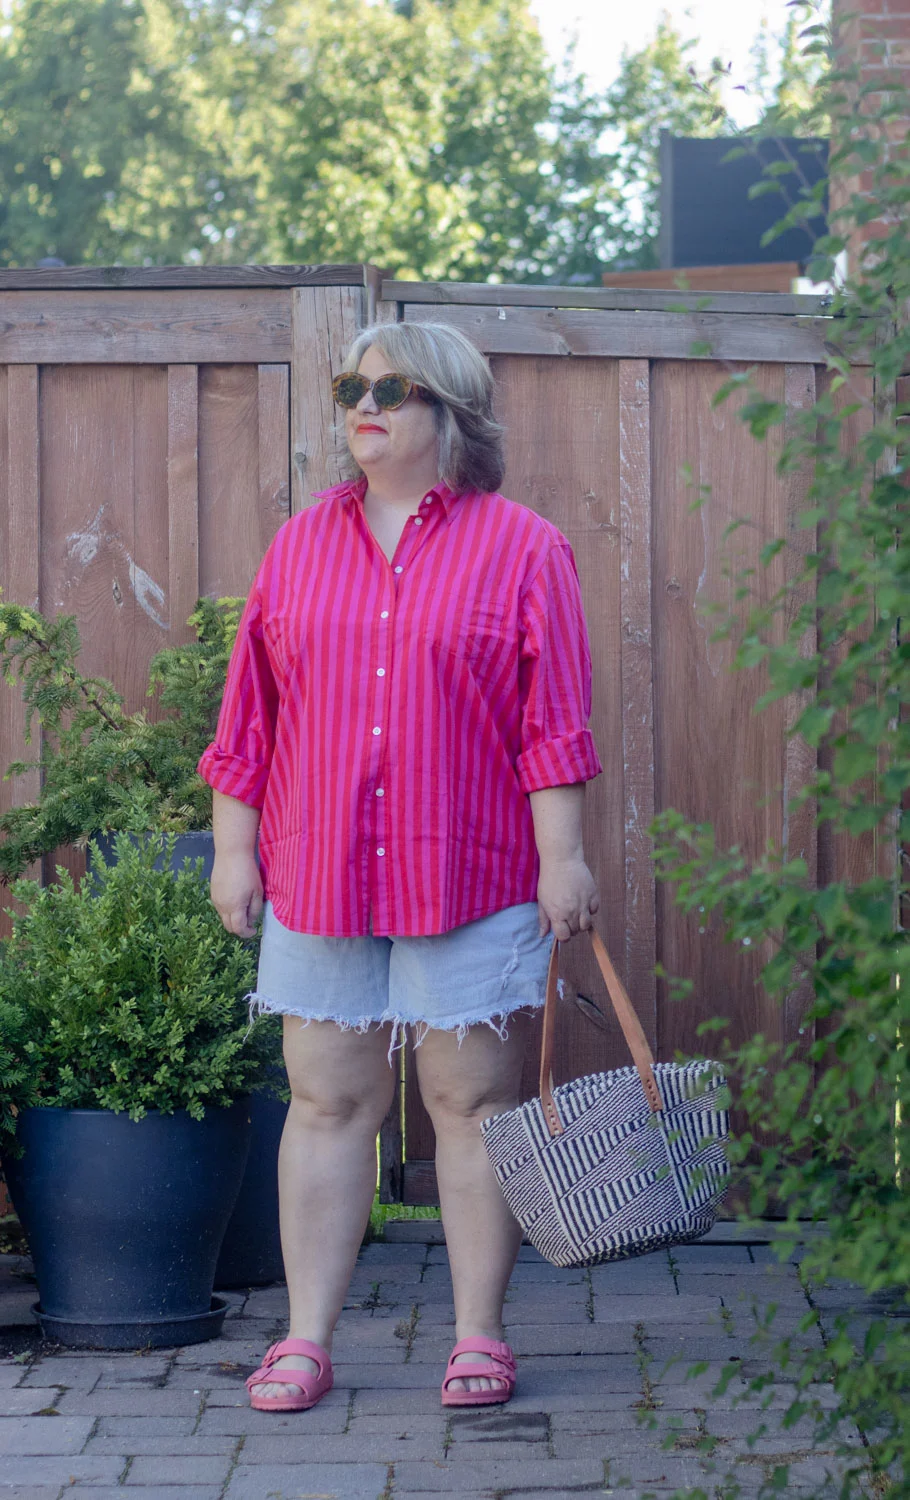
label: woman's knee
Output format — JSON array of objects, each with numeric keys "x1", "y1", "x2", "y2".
[{"x1": 282, "y1": 1017, "x2": 396, "y2": 1129}]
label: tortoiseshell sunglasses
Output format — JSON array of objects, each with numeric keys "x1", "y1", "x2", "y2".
[{"x1": 331, "y1": 371, "x2": 437, "y2": 410}]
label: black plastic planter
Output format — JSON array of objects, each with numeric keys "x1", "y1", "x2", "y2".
[
  {"x1": 3, "y1": 1102, "x2": 251, "y2": 1349},
  {"x1": 86, "y1": 829, "x2": 217, "y2": 880},
  {"x1": 214, "y1": 1091, "x2": 288, "y2": 1288}
]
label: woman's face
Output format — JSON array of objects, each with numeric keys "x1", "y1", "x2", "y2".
[{"x1": 345, "y1": 343, "x2": 439, "y2": 479}]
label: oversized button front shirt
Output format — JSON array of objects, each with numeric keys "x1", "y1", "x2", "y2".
[{"x1": 197, "y1": 477, "x2": 603, "y2": 935}]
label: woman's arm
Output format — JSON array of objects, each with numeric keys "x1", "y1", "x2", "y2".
[
  {"x1": 529, "y1": 783, "x2": 599, "y2": 941},
  {"x1": 210, "y1": 788, "x2": 263, "y2": 939}
]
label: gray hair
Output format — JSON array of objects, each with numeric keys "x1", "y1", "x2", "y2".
[{"x1": 334, "y1": 321, "x2": 505, "y2": 493}]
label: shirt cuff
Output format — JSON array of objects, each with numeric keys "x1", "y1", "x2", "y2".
[
  {"x1": 196, "y1": 744, "x2": 271, "y2": 810},
  {"x1": 516, "y1": 730, "x2": 603, "y2": 794}
]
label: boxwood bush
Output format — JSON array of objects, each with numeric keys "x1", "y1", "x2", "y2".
[{"x1": 0, "y1": 828, "x2": 280, "y2": 1156}]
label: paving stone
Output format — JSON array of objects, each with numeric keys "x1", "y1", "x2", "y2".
[
  {"x1": 0, "y1": 1415, "x2": 97, "y2": 1455},
  {"x1": 0, "y1": 1457, "x2": 126, "y2": 1486},
  {"x1": 324, "y1": 1343, "x2": 409, "y2": 1365},
  {"x1": 441, "y1": 1441, "x2": 555, "y2": 1461},
  {"x1": 0, "y1": 1389, "x2": 66, "y2": 1416},
  {"x1": 591, "y1": 1294, "x2": 716, "y2": 1324},
  {"x1": 54, "y1": 1392, "x2": 202, "y2": 1418},
  {"x1": 172, "y1": 1337, "x2": 278, "y2": 1368},
  {"x1": 501, "y1": 1302, "x2": 592, "y2": 1326},
  {"x1": 390, "y1": 1459, "x2": 605, "y2": 1491},
  {"x1": 550, "y1": 1410, "x2": 657, "y2": 1434},
  {"x1": 94, "y1": 1419, "x2": 197, "y2": 1439},
  {"x1": 669, "y1": 1245, "x2": 752, "y2": 1267},
  {"x1": 71, "y1": 1489, "x2": 223, "y2": 1500},
  {"x1": 507, "y1": 1324, "x2": 637, "y2": 1356},
  {"x1": 446, "y1": 1410, "x2": 548, "y2": 1442},
  {"x1": 241, "y1": 1433, "x2": 442, "y2": 1462},
  {"x1": 0, "y1": 1364, "x2": 26, "y2": 1389},
  {"x1": 0, "y1": 1488, "x2": 63, "y2": 1500},
  {"x1": 329, "y1": 1361, "x2": 444, "y2": 1389},
  {"x1": 125, "y1": 1458, "x2": 233, "y2": 1486},
  {"x1": 234, "y1": 1291, "x2": 288, "y2": 1319},
  {"x1": 347, "y1": 1415, "x2": 448, "y2": 1435},
  {"x1": 358, "y1": 1243, "x2": 428, "y2": 1264},
  {"x1": 224, "y1": 1462, "x2": 389, "y2": 1499},
  {"x1": 674, "y1": 1273, "x2": 807, "y2": 1304},
  {"x1": 164, "y1": 1367, "x2": 251, "y2": 1391},
  {"x1": 588, "y1": 1258, "x2": 674, "y2": 1287},
  {"x1": 85, "y1": 1436, "x2": 236, "y2": 1457},
  {"x1": 196, "y1": 1403, "x2": 349, "y2": 1435},
  {"x1": 22, "y1": 1361, "x2": 106, "y2": 1389}
]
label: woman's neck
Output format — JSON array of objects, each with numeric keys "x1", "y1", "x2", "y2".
[{"x1": 361, "y1": 466, "x2": 441, "y2": 513}]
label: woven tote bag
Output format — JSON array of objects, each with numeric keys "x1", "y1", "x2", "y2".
[{"x1": 480, "y1": 928, "x2": 731, "y2": 1267}]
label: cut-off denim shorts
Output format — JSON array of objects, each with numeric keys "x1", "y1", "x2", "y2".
[{"x1": 250, "y1": 900, "x2": 556, "y2": 1066}]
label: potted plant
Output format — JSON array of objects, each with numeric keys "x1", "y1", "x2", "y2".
[
  {"x1": 0, "y1": 825, "x2": 280, "y2": 1348},
  {"x1": 0, "y1": 595, "x2": 287, "y2": 1289}
]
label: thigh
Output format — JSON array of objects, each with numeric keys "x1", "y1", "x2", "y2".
[
  {"x1": 283, "y1": 1015, "x2": 397, "y2": 1123},
  {"x1": 412, "y1": 1006, "x2": 536, "y2": 1119}
]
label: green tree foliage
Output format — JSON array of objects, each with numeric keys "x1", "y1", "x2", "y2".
[
  {"x1": 0, "y1": 0, "x2": 200, "y2": 265},
  {"x1": 636, "y1": 7, "x2": 910, "y2": 1492},
  {"x1": 0, "y1": 0, "x2": 825, "y2": 282}
]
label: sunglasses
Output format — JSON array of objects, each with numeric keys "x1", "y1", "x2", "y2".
[{"x1": 331, "y1": 371, "x2": 437, "y2": 411}]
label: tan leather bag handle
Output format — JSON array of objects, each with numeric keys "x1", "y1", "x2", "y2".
[{"x1": 539, "y1": 928, "x2": 664, "y2": 1137}]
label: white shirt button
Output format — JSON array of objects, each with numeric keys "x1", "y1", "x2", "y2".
[
  {"x1": 372, "y1": 726, "x2": 381, "y2": 735},
  {"x1": 376, "y1": 668, "x2": 385, "y2": 677},
  {"x1": 394, "y1": 565, "x2": 403, "y2": 574},
  {"x1": 413, "y1": 516, "x2": 423, "y2": 525},
  {"x1": 377, "y1": 847, "x2": 385, "y2": 856},
  {"x1": 376, "y1": 788, "x2": 384, "y2": 797},
  {"x1": 380, "y1": 610, "x2": 389, "y2": 619}
]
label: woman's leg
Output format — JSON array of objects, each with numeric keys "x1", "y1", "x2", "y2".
[
  {"x1": 413, "y1": 1009, "x2": 534, "y2": 1395},
  {"x1": 249, "y1": 1016, "x2": 396, "y2": 1402}
]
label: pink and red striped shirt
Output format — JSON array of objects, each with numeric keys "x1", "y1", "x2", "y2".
[{"x1": 197, "y1": 477, "x2": 602, "y2": 935}]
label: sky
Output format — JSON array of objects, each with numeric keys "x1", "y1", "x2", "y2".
[{"x1": 527, "y1": 0, "x2": 813, "y2": 126}]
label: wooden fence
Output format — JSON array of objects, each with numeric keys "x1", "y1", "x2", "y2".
[{"x1": 0, "y1": 265, "x2": 889, "y2": 1205}]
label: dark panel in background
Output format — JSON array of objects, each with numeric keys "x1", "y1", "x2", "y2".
[{"x1": 658, "y1": 132, "x2": 828, "y2": 269}]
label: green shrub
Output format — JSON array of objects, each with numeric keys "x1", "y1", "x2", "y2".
[
  {"x1": 0, "y1": 827, "x2": 280, "y2": 1155},
  {"x1": 0, "y1": 595, "x2": 243, "y2": 883}
]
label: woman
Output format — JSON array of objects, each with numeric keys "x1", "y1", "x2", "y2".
[{"x1": 197, "y1": 321, "x2": 603, "y2": 1412}]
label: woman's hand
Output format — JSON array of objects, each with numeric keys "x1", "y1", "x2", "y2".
[
  {"x1": 536, "y1": 855, "x2": 600, "y2": 941},
  {"x1": 210, "y1": 851, "x2": 263, "y2": 938}
]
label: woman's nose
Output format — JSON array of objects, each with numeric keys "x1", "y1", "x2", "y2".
[{"x1": 356, "y1": 388, "x2": 381, "y2": 414}]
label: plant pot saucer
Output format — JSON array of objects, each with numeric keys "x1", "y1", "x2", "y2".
[{"x1": 30, "y1": 1296, "x2": 229, "y2": 1350}]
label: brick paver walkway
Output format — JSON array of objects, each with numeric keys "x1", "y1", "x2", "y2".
[{"x1": 0, "y1": 1226, "x2": 874, "y2": 1499}]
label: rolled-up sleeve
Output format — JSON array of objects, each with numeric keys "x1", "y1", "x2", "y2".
[
  {"x1": 196, "y1": 566, "x2": 279, "y2": 810},
  {"x1": 515, "y1": 542, "x2": 603, "y2": 794}
]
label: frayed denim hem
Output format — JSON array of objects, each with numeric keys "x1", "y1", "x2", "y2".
[{"x1": 243, "y1": 990, "x2": 548, "y2": 1067}]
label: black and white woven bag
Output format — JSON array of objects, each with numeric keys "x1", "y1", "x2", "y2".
[{"x1": 480, "y1": 929, "x2": 730, "y2": 1268}]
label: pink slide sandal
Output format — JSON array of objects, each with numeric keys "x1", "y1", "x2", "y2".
[
  {"x1": 245, "y1": 1338, "x2": 334, "y2": 1412},
  {"x1": 441, "y1": 1336, "x2": 517, "y2": 1407}
]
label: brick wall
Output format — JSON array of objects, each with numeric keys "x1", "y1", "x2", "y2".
[{"x1": 830, "y1": 0, "x2": 910, "y2": 319}]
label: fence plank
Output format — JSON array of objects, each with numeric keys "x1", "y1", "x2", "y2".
[
  {"x1": 651, "y1": 360, "x2": 795, "y2": 1062},
  {"x1": 167, "y1": 366, "x2": 199, "y2": 643},
  {"x1": 618, "y1": 360, "x2": 658, "y2": 1055},
  {"x1": 0, "y1": 291, "x2": 292, "y2": 363},
  {"x1": 0, "y1": 265, "x2": 374, "y2": 292},
  {"x1": 389, "y1": 280, "x2": 832, "y2": 317},
  {"x1": 198, "y1": 366, "x2": 265, "y2": 599},
  {"x1": 403, "y1": 303, "x2": 832, "y2": 363},
  {"x1": 0, "y1": 365, "x2": 41, "y2": 937},
  {"x1": 291, "y1": 285, "x2": 365, "y2": 511},
  {"x1": 258, "y1": 364, "x2": 291, "y2": 528},
  {"x1": 781, "y1": 364, "x2": 819, "y2": 1054}
]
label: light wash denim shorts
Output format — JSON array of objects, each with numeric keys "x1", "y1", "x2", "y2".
[{"x1": 250, "y1": 900, "x2": 555, "y2": 1065}]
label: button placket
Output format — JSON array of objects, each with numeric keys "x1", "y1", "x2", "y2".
[{"x1": 369, "y1": 592, "x2": 394, "y2": 926}]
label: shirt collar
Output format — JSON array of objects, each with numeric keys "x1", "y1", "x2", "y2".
[{"x1": 312, "y1": 475, "x2": 468, "y2": 520}]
